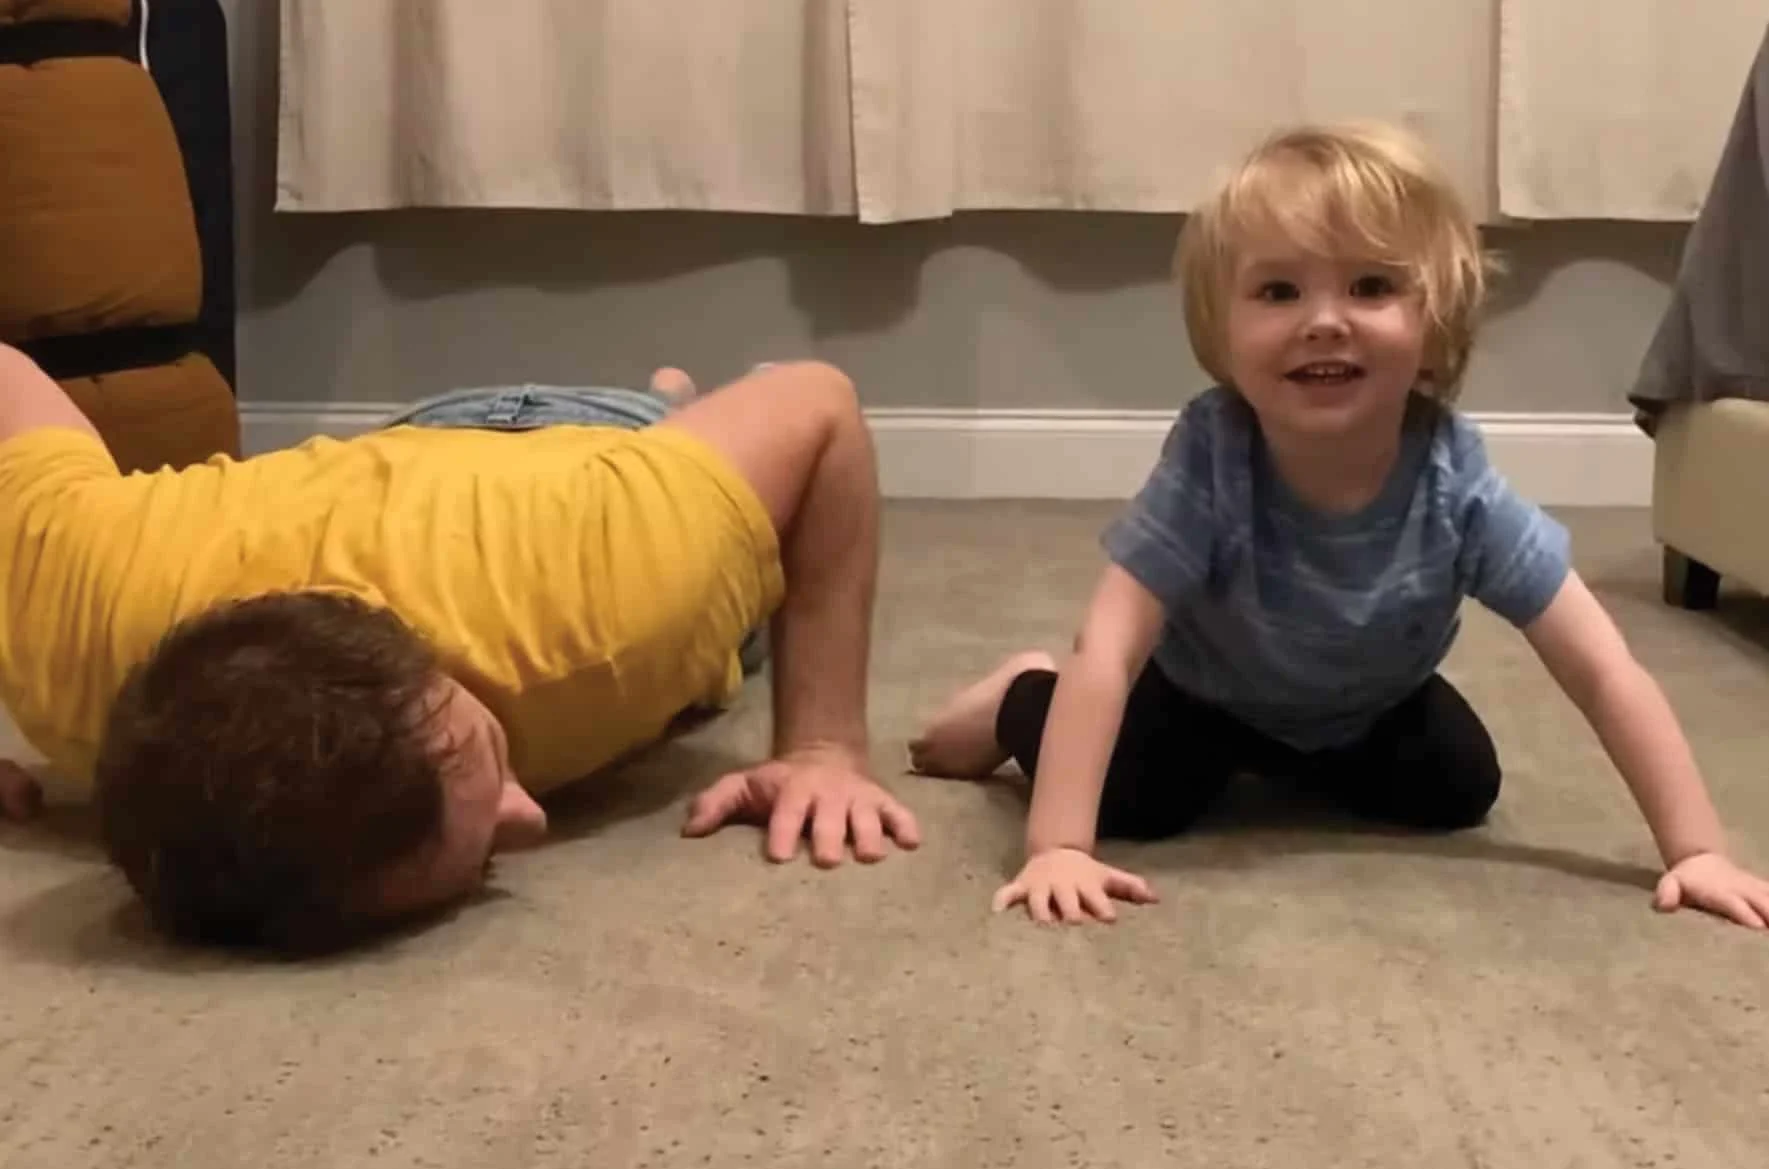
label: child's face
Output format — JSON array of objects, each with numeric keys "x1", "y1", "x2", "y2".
[{"x1": 1222, "y1": 239, "x2": 1427, "y2": 442}]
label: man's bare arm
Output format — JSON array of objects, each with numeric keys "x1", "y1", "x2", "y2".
[{"x1": 0, "y1": 342, "x2": 100, "y2": 445}]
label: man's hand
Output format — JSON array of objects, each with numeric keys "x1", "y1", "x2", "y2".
[
  {"x1": 0, "y1": 759, "x2": 44, "y2": 822},
  {"x1": 992, "y1": 846, "x2": 1156, "y2": 924},
  {"x1": 681, "y1": 748, "x2": 921, "y2": 866},
  {"x1": 1654, "y1": 852, "x2": 1769, "y2": 930}
]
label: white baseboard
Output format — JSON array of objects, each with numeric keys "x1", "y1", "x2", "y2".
[{"x1": 239, "y1": 403, "x2": 1651, "y2": 507}]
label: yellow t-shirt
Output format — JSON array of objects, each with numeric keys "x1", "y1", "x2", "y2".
[{"x1": 0, "y1": 423, "x2": 784, "y2": 793}]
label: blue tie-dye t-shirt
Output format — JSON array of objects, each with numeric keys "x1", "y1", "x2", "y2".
[{"x1": 1102, "y1": 386, "x2": 1570, "y2": 751}]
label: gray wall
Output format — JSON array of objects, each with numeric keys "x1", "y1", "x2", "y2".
[{"x1": 222, "y1": 2, "x2": 1689, "y2": 415}]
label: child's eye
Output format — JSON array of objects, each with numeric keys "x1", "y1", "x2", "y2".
[
  {"x1": 1351, "y1": 274, "x2": 1397, "y2": 298},
  {"x1": 1255, "y1": 281, "x2": 1301, "y2": 302}
]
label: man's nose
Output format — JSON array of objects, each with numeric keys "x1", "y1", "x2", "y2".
[{"x1": 494, "y1": 782, "x2": 549, "y2": 851}]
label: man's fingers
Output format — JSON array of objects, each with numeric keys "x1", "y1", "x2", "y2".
[
  {"x1": 848, "y1": 802, "x2": 887, "y2": 864},
  {"x1": 691, "y1": 765, "x2": 920, "y2": 865},
  {"x1": 877, "y1": 796, "x2": 922, "y2": 850},
  {"x1": 765, "y1": 783, "x2": 815, "y2": 863},
  {"x1": 808, "y1": 795, "x2": 849, "y2": 868},
  {"x1": 681, "y1": 771, "x2": 751, "y2": 837}
]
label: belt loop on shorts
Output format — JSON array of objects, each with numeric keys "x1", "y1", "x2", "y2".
[{"x1": 483, "y1": 387, "x2": 533, "y2": 426}]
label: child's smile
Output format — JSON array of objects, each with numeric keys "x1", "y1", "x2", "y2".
[{"x1": 1284, "y1": 360, "x2": 1364, "y2": 386}]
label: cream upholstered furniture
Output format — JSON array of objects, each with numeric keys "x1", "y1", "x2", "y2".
[{"x1": 1652, "y1": 401, "x2": 1769, "y2": 608}]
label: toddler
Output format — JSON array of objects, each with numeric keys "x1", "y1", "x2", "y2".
[{"x1": 911, "y1": 123, "x2": 1769, "y2": 931}]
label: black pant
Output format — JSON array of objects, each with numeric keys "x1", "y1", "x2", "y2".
[{"x1": 996, "y1": 664, "x2": 1500, "y2": 839}]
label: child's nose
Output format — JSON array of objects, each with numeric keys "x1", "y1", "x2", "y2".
[{"x1": 1303, "y1": 296, "x2": 1351, "y2": 338}]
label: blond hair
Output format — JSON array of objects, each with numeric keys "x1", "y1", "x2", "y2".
[{"x1": 1174, "y1": 122, "x2": 1491, "y2": 402}]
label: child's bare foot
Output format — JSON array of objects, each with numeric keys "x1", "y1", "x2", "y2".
[
  {"x1": 910, "y1": 651, "x2": 1056, "y2": 778},
  {"x1": 0, "y1": 759, "x2": 43, "y2": 822},
  {"x1": 649, "y1": 367, "x2": 699, "y2": 407}
]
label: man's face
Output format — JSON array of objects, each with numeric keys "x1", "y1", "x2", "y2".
[{"x1": 373, "y1": 679, "x2": 550, "y2": 918}]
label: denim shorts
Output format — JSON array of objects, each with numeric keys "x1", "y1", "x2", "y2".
[
  {"x1": 383, "y1": 383, "x2": 675, "y2": 432},
  {"x1": 383, "y1": 381, "x2": 770, "y2": 676}
]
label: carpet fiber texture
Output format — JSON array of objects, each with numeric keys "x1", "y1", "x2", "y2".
[{"x1": 3, "y1": 504, "x2": 1766, "y2": 1168}]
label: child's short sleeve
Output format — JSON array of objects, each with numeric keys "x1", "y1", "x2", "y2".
[
  {"x1": 1099, "y1": 400, "x2": 1220, "y2": 611},
  {"x1": 1449, "y1": 419, "x2": 1572, "y2": 627}
]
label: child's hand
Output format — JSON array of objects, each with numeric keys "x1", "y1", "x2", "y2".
[
  {"x1": 991, "y1": 846, "x2": 1156, "y2": 924},
  {"x1": 1654, "y1": 852, "x2": 1769, "y2": 930}
]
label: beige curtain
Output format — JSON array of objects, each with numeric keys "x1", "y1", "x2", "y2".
[
  {"x1": 276, "y1": 1, "x2": 1766, "y2": 224},
  {"x1": 1497, "y1": 1, "x2": 1768, "y2": 219},
  {"x1": 276, "y1": 0, "x2": 856, "y2": 213},
  {"x1": 848, "y1": 0, "x2": 1496, "y2": 223}
]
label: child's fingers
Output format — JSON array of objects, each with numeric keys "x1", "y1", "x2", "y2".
[
  {"x1": 1078, "y1": 884, "x2": 1118, "y2": 923},
  {"x1": 1053, "y1": 883, "x2": 1085, "y2": 924},
  {"x1": 1104, "y1": 867, "x2": 1157, "y2": 904},
  {"x1": 1652, "y1": 871, "x2": 1682, "y2": 913},
  {"x1": 1745, "y1": 886, "x2": 1769, "y2": 929},
  {"x1": 1683, "y1": 877, "x2": 1767, "y2": 929},
  {"x1": 1719, "y1": 893, "x2": 1766, "y2": 930},
  {"x1": 990, "y1": 880, "x2": 1027, "y2": 915}
]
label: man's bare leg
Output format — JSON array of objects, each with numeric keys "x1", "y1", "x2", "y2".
[{"x1": 661, "y1": 360, "x2": 919, "y2": 866}]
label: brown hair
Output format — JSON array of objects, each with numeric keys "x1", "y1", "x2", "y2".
[
  {"x1": 94, "y1": 590, "x2": 450, "y2": 954},
  {"x1": 1175, "y1": 122, "x2": 1493, "y2": 403}
]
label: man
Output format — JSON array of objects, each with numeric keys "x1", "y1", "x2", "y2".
[{"x1": 0, "y1": 343, "x2": 919, "y2": 951}]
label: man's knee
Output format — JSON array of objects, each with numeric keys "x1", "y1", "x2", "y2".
[
  {"x1": 665, "y1": 359, "x2": 871, "y2": 532},
  {"x1": 753, "y1": 361, "x2": 862, "y2": 431}
]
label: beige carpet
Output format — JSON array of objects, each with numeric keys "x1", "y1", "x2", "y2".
[{"x1": 3, "y1": 504, "x2": 1767, "y2": 1168}]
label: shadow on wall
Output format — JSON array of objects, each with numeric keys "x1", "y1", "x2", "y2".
[
  {"x1": 241, "y1": 206, "x2": 1186, "y2": 350},
  {"x1": 1480, "y1": 220, "x2": 1686, "y2": 320},
  {"x1": 379, "y1": 211, "x2": 1179, "y2": 336}
]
